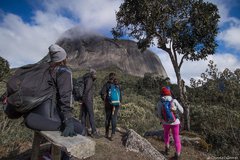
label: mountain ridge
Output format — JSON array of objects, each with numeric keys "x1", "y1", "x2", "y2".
[{"x1": 55, "y1": 28, "x2": 168, "y2": 78}]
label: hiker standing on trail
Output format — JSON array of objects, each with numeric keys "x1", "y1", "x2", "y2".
[
  {"x1": 156, "y1": 87, "x2": 183, "y2": 160},
  {"x1": 24, "y1": 44, "x2": 83, "y2": 137},
  {"x1": 81, "y1": 68, "x2": 100, "y2": 138},
  {"x1": 100, "y1": 73, "x2": 122, "y2": 141}
]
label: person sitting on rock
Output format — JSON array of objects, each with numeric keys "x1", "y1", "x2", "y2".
[{"x1": 24, "y1": 44, "x2": 83, "y2": 137}]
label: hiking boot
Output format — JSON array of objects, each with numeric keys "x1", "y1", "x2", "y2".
[
  {"x1": 81, "y1": 128, "x2": 87, "y2": 136},
  {"x1": 87, "y1": 128, "x2": 92, "y2": 136},
  {"x1": 110, "y1": 134, "x2": 115, "y2": 141},
  {"x1": 92, "y1": 131, "x2": 101, "y2": 139},
  {"x1": 165, "y1": 146, "x2": 170, "y2": 155},
  {"x1": 105, "y1": 131, "x2": 109, "y2": 138},
  {"x1": 173, "y1": 153, "x2": 181, "y2": 160}
]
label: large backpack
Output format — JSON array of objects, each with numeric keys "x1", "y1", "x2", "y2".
[
  {"x1": 161, "y1": 100, "x2": 177, "y2": 123},
  {"x1": 72, "y1": 77, "x2": 85, "y2": 101},
  {"x1": 107, "y1": 84, "x2": 121, "y2": 106},
  {"x1": 5, "y1": 63, "x2": 55, "y2": 118}
]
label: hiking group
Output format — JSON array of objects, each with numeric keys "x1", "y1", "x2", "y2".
[{"x1": 1, "y1": 44, "x2": 183, "y2": 159}]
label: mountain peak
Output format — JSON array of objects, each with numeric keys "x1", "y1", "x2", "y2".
[{"x1": 56, "y1": 28, "x2": 168, "y2": 78}]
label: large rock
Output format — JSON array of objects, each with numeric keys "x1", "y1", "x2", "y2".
[
  {"x1": 40, "y1": 131, "x2": 95, "y2": 159},
  {"x1": 56, "y1": 27, "x2": 168, "y2": 78},
  {"x1": 123, "y1": 129, "x2": 166, "y2": 160}
]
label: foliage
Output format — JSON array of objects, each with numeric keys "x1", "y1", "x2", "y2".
[
  {"x1": 191, "y1": 105, "x2": 240, "y2": 156},
  {"x1": 118, "y1": 95, "x2": 159, "y2": 134},
  {"x1": 0, "y1": 56, "x2": 10, "y2": 82},
  {"x1": 135, "y1": 73, "x2": 164, "y2": 101},
  {"x1": 113, "y1": 0, "x2": 220, "y2": 60},
  {"x1": 189, "y1": 61, "x2": 240, "y2": 156},
  {"x1": 189, "y1": 60, "x2": 240, "y2": 107}
]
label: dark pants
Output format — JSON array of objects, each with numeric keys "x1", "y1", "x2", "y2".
[
  {"x1": 105, "y1": 102, "x2": 119, "y2": 134},
  {"x1": 81, "y1": 102, "x2": 96, "y2": 133},
  {"x1": 24, "y1": 99, "x2": 83, "y2": 134}
]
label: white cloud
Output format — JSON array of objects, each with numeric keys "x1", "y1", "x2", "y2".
[
  {"x1": 42, "y1": 0, "x2": 121, "y2": 30},
  {"x1": 208, "y1": 0, "x2": 240, "y2": 51},
  {"x1": 219, "y1": 26, "x2": 240, "y2": 51},
  {"x1": 155, "y1": 48, "x2": 240, "y2": 86},
  {"x1": 0, "y1": 11, "x2": 75, "y2": 67},
  {"x1": 0, "y1": 0, "x2": 121, "y2": 68}
]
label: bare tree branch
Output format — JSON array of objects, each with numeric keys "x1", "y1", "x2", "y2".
[{"x1": 179, "y1": 54, "x2": 189, "y2": 69}]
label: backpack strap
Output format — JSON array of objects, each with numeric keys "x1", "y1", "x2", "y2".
[{"x1": 171, "y1": 99, "x2": 180, "y2": 119}]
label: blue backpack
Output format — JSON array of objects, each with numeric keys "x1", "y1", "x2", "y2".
[
  {"x1": 161, "y1": 100, "x2": 176, "y2": 123},
  {"x1": 108, "y1": 84, "x2": 121, "y2": 106}
]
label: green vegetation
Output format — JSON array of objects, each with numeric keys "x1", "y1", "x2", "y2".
[
  {"x1": 189, "y1": 60, "x2": 240, "y2": 156},
  {"x1": 0, "y1": 61, "x2": 239, "y2": 158},
  {"x1": 0, "y1": 56, "x2": 10, "y2": 82}
]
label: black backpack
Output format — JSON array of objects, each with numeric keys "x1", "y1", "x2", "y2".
[
  {"x1": 5, "y1": 63, "x2": 55, "y2": 118},
  {"x1": 72, "y1": 77, "x2": 85, "y2": 101}
]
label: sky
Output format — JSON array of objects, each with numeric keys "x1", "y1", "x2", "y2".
[{"x1": 0, "y1": 0, "x2": 240, "y2": 85}]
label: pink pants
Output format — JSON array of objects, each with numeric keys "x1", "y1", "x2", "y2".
[{"x1": 163, "y1": 124, "x2": 181, "y2": 154}]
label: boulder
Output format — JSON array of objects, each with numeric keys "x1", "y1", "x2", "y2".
[{"x1": 123, "y1": 129, "x2": 166, "y2": 160}]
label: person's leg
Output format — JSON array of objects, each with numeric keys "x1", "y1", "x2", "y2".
[
  {"x1": 81, "y1": 103, "x2": 87, "y2": 136},
  {"x1": 85, "y1": 102, "x2": 97, "y2": 133},
  {"x1": 171, "y1": 124, "x2": 181, "y2": 156},
  {"x1": 111, "y1": 106, "x2": 119, "y2": 135},
  {"x1": 110, "y1": 106, "x2": 119, "y2": 141},
  {"x1": 105, "y1": 102, "x2": 112, "y2": 138},
  {"x1": 81, "y1": 103, "x2": 87, "y2": 129},
  {"x1": 86, "y1": 113, "x2": 91, "y2": 134},
  {"x1": 24, "y1": 113, "x2": 61, "y2": 131},
  {"x1": 163, "y1": 124, "x2": 171, "y2": 155}
]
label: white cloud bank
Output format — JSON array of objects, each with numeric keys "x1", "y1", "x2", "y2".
[
  {"x1": 209, "y1": 0, "x2": 240, "y2": 51},
  {"x1": 0, "y1": 0, "x2": 121, "y2": 67},
  {"x1": 219, "y1": 26, "x2": 240, "y2": 51},
  {"x1": 0, "y1": 11, "x2": 75, "y2": 67}
]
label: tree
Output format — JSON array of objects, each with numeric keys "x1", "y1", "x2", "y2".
[
  {"x1": 0, "y1": 56, "x2": 10, "y2": 82},
  {"x1": 112, "y1": 0, "x2": 220, "y2": 130},
  {"x1": 190, "y1": 60, "x2": 240, "y2": 107}
]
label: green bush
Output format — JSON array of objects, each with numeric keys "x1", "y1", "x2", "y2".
[
  {"x1": 189, "y1": 61, "x2": 240, "y2": 156},
  {"x1": 190, "y1": 104, "x2": 240, "y2": 156}
]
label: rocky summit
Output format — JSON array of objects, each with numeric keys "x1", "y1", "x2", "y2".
[{"x1": 56, "y1": 28, "x2": 168, "y2": 78}]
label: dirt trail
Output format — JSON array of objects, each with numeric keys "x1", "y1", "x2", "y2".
[{"x1": 0, "y1": 128, "x2": 211, "y2": 160}]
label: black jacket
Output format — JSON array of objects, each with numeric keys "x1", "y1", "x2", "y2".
[
  {"x1": 82, "y1": 73, "x2": 94, "y2": 106},
  {"x1": 54, "y1": 66, "x2": 74, "y2": 121}
]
